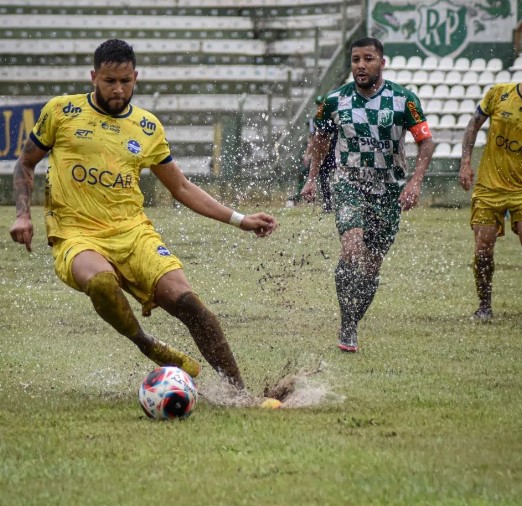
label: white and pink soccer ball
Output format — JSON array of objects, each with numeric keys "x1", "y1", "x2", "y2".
[{"x1": 139, "y1": 366, "x2": 198, "y2": 420}]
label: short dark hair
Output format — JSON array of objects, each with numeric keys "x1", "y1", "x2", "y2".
[
  {"x1": 350, "y1": 37, "x2": 384, "y2": 58},
  {"x1": 93, "y1": 39, "x2": 136, "y2": 70}
]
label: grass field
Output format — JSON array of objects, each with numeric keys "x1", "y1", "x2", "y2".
[{"x1": 0, "y1": 203, "x2": 520, "y2": 506}]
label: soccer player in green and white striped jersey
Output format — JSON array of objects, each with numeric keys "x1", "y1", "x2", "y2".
[{"x1": 301, "y1": 37, "x2": 434, "y2": 352}]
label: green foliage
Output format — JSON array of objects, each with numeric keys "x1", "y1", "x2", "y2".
[{"x1": 1, "y1": 205, "x2": 520, "y2": 505}]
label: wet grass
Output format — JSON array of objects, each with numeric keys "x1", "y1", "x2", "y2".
[{"x1": 0, "y1": 204, "x2": 521, "y2": 505}]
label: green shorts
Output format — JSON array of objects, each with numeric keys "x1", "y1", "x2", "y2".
[
  {"x1": 52, "y1": 222, "x2": 183, "y2": 315},
  {"x1": 334, "y1": 181, "x2": 402, "y2": 255}
]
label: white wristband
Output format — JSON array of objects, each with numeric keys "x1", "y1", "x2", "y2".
[{"x1": 229, "y1": 211, "x2": 245, "y2": 228}]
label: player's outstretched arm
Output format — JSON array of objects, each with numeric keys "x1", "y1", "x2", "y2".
[
  {"x1": 459, "y1": 110, "x2": 488, "y2": 191},
  {"x1": 9, "y1": 138, "x2": 47, "y2": 252},
  {"x1": 151, "y1": 161, "x2": 277, "y2": 236}
]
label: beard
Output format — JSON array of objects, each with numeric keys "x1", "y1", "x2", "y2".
[
  {"x1": 355, "y1": 73, "x2": 380, "y2": 90},
  {"x1": 94, "y1": 88, "x2": 133, "y2": 115}
]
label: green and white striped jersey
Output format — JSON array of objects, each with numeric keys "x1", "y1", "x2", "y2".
[{"x1": 315, "y1": 80, "x2": 429, "y2": 193}]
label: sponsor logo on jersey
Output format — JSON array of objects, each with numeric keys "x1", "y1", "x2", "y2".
[
  {"x1": 500, "y1": 93, "x2": 509, "y2": 101},
  {"x1": 70, "y1": 164, "x2": 134, "y2": 188},
  {"x1": 315, "y1": 103, "x2": 325, "y2": 120},
  {"x1": 495, "y1": 135, "x2": 522, "y2": 154},
  {"x1": 101, "y1": 121, "x2": 121, "y2": 134},
  {"x1": 500, "y1": 111, "x2": 512, "y2": 118},
  {"x1": 127, "y1": 139, "x2": 141, "y2": 154},
  {"x1": 75, "y1": 129, "x2": 93, "y2": 139},
  {"x1": 140, "y1": 116, "x2": 157, "y2": 136},
  {"x1": 156, "y1": 245, "x2": 171, "y2": 256},
  {"x1": 62, "y1": 102, "x2": 82, "y2": 117},
  {"x1": 406, "y1": 101, "x2": 422, "y2": 123},
  {"x1": 357, "y1": 137, "x2": 392, "y2": 151}
]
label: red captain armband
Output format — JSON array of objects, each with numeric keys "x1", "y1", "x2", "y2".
[{"x1": 409, "y1": 121, "x2": 432, "y2": 142}]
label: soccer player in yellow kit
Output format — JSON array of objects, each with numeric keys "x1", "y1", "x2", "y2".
[
  {"x1": 9, "y1": 39, "x2": 277, "y2": 390},
  {"x1": 459, "y1": 82, "x2": 522, "y2": 320}
]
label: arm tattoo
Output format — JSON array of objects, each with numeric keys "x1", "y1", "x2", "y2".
[{"x1": 13, "y1": 141, "x2": 38, "y2": 216}]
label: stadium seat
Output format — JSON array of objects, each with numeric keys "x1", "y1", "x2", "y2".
[
  {"x1": 495, "y1": 70, "x2": 512, "y2": 83},
  {"x1": 426, "y1": 113, "x2": 440, "y2": 128},
  {"x1": 449, "y1": 84, "x2": 465, "y2": 99},
  {"x1": 411, "y1": 69, "x2": 429, "y2": 85},
  {"x1": 454, "y1": 57, "x2": 471, "y2": 71},
  {"x1": 478, "y1": 70, "x2": 495, "y2": 86},
  {"x1": 512, "y1": 70, "x2": 522, "y2": 81},
  {"x1": 433, "y1": 142, "x2": 452, "y2": 158},
  {"x1": 417, "y1": 83, "x2": 434, "y2": 99},
  {"x1": 390, "y1": 55, "x2": 407, "y2": 69},
  {"x1": 395, "y1": 69, "x2": 412, "y2": 85},
  {"x1": 438, "y1": 113, "x2": 456, "y2": 128},
  {"x1": 422, "y1": 56, "x2": 439, "y2": 70},
  {"x1": 486, "y1": 58, "x2": 503, "y2": 72},
  {"x1": 429, "y1": 70, "x2": 445, "y2": 85},
  {"x1": 461, "y1": 71, "x2": 479, "y2": 86},
  {"x1": 445, "y1": 70, "x2": 462, "y2": 85},
  {"x1": 383, "y1": 68, "x2": 397, "y2": 81},
  {"x1": 406, "y1": 55, "x2": 423, "y2": 70},
  {"x1": 459, "y1": 99, "x2": 477, "y2": 114},
  {"x1": 450, "y1": 143, "x2": 462, "y2": 158},
  {"x1": 470, "y1": 58, "x2": 486, "y2": 71},
  {"x1": 426, "y1": 99, "x2": 443, "y2": 114},
  {"x1": 433, "y1": 84, "x2": 450, "y2": 98},
  {"x1": 509, "y1": 55, "x2": 522, "y2": 71},
  {"x1": 438, "y1": 56, "x2": 454, "y2": 71},
  {"x1": 457, "y1": 113, "x2": 473, "y2": 128},
  {"x1": 465, "y1": 84, "x2": 483, "y2": 99},
  {"x1": 475, "y1": 130, "x2": 487, "y2": 146},
  {"x1": 442, "y1": 99, "x2": 459, "y2": 114}
]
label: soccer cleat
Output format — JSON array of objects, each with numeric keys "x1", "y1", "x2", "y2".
[
  {"x1": 175, "y1": 352, "x2": 202, "y2": 379},
  {"x1": 472, "y1": 306, "x2": 493, "y2": 322},
  {"x1": 338, "y1": 327, "x2": 358, "y2": 352},
  {"x1": 148, "y1": 339, "x2": 202, "y2": 379}
]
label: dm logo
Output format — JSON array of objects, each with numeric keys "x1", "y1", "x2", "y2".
[
  {"x1": 127, "y1": 139, "x2": 141, "y2": 155},
  {"x1": 418, "y1": 0, "x2": 467, "y2": 57},
  {"x1": 140, "y1": 116, "x2": 157, "y2": 136},
  {"x1": 62, "y1": 102, "x2": 82, "y2": 117}
]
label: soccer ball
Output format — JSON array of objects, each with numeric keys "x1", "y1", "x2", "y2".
[{"x1": 139, "y1": 366, "x2": 198, "y2": 420}]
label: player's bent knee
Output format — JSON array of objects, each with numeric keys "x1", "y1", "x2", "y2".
[{"x1": 84, "y1": 271, "x2": 120, "y2": 297}]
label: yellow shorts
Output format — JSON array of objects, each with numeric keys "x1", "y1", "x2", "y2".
[
  {"x1": 52, "y1": 222, "x2": 183, "y2": 315},
  {"x1": 471, "y1": 186, "x2": 522, "y2": 236}
]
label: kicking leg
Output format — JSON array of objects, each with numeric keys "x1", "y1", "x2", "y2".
[{"x1": 155, "y1": 270, "x2": 244, "y2": 389}]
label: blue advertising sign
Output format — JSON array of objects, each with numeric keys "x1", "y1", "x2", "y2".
[{"x1": 0, "y1": 102, "x2": 45, "y2": 160}]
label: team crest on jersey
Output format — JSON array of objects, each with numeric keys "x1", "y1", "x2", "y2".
[
  {"x1": 378, "y1": 109, "x2": 394, "y2": 127},
  {"x1": 127, "y1": 139, "x2": 141, "y2": 155},
  {"x1": 156, "y1": 245, "x2": 171, "y2": 256}
]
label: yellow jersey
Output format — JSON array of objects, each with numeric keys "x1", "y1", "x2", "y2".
[
  {"x1": 31, "y1": 93, "x2": 172, "y2": 241},
  {"x1": 477, "y1": 83, "x2": 522, "y2": 192}
]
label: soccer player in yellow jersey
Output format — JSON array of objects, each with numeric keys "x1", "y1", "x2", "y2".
[
  {"x1": 459, "y1": 82, "x2": 522, "y2": 321},
  {"x1": 9, "y1": 39, "x2": 277, "y2": 390}
]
